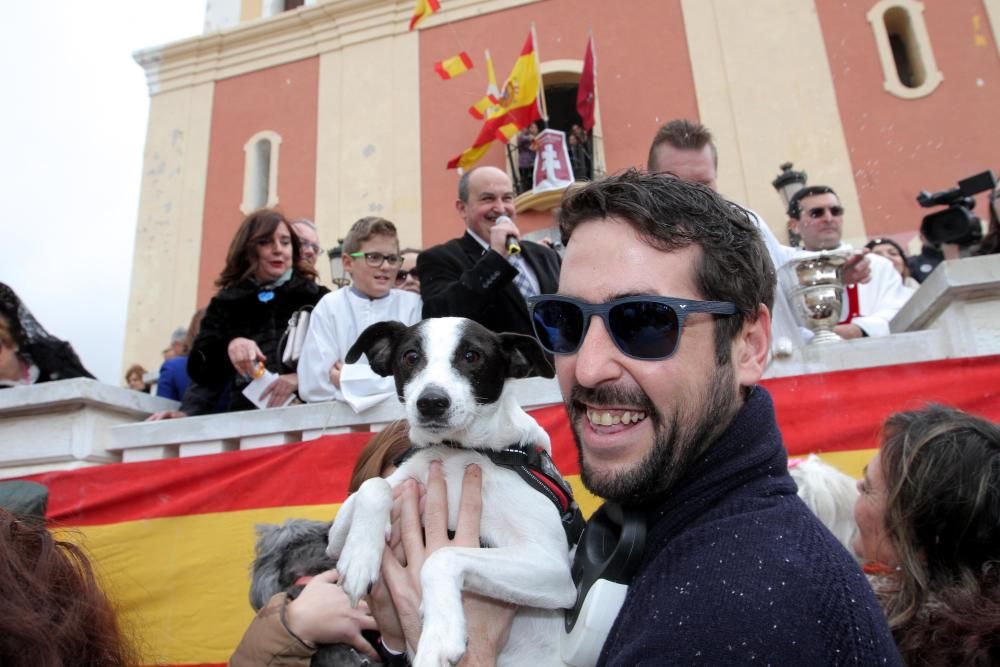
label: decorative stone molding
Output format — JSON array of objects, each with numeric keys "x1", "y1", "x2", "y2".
[
  {"x1": 866, "y1": 0, "x2": 943, "y2": 99},
  {"x1": 134, "y1": 0, "x2": 540, "y2": 96},
  {"x1": 241, "y1": 130, "x2": 283, "y2": 214}
]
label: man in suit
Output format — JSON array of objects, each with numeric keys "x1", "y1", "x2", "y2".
[{"x1": 418, "y1": 166, "x2": 561, "y2": 337}]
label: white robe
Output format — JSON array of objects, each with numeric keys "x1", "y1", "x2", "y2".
[
  {"x1": 747, "y1": 210, "x2": 806, "y2": 353},
  {"x1": 298, "y1": 287, "x2": 422, "y2": 404},
  {"x1": 779, "y1": 243, "x2": 913, "y2": 338}
]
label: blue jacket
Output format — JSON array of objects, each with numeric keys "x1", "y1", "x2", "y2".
[
  {"x1": 156, "y1": 355, "x2": 191, "y2": 401},
  {"x1": 598, "y1": 387, "x2": 901, "y2": 666}
]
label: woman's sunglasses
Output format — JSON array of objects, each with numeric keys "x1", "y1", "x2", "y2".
[{"x1": 527, "y1": 294, "x2": 737, "y2": 361}]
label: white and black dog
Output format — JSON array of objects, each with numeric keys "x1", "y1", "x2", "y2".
[{"x1": 327, "y1": 317, "x2": 578, "y2": 667}]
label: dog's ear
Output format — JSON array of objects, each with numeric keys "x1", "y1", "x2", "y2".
[
  {"x1": 500, "y1": 332, "x2": 555, "y2": 379},
  {"x1": 346, "y1": 321, "x2": 408, "y2": 376}
]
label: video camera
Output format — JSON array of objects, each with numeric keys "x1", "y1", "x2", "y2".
[{"x1": 916, "y1": 170, "x2": 996, "y2": 246}]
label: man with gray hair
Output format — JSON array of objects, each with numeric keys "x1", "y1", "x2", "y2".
[{"x1": 291, "y1": 218, "x2": 322, "y2": 268}]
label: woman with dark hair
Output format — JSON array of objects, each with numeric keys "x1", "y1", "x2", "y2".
[
  {"x1": 0, "y1": 510, "x2": 138, "y2": 666},
  {"x1": 854, "y1": 405, "x2": 1000, "y2": 665},
  {"x1": 864, "y1": 237, "x2": 919, "y2": 290},
  {"x1": 188, "y1": 209, "x2": 328, "y2": 411},
  {"x1": 0, "y1": 282, "x2": 93, "y2": 387}
]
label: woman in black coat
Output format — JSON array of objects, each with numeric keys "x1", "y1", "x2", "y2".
[
  {"x1": 0, "y1": 282, "x2": 94, "y2": 387},
  {"x1": 188, "y1": 210, "x2": 328, "y2": 411}
]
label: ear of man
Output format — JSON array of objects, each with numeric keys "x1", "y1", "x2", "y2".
[
  {"x1": 345, "y1": 321, "x2": 409, "y2": 376},
  {"x1": 500, "y1": 332, "x2": 555, "y2": 379},
  {"x1": 732, "y1": 304, "x2": 772, "y2": 387}
]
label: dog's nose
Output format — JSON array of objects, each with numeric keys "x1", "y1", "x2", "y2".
[{"x1": 416, "y1": 388, "x2": 451, "y2": 418}]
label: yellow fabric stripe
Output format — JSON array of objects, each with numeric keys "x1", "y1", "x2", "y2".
[
  {"x1": 60, "y1": 503, "x2": 341, "y2": 665},
  {"x1": 53, "y1": 453, "x2": 873, "y2": 665}
]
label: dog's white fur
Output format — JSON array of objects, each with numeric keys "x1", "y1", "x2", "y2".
[
  {"x1": 327, "y1": 318, "x2": 576, "y2": 667},
  {"x1": 789, "y1": 454, "x2": 859, "y2": 553}
]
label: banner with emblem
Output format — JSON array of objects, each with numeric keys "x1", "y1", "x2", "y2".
[{"x1": 532, "y1": 129, "x2": 575, "y2": 192}]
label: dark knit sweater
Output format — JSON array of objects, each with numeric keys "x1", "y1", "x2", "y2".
[{"x1": 597, "y1": 387, "x2": 901, "y2": 666}]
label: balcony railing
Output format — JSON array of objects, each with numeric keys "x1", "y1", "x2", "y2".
[{"x1": 1, "y1": 255, "x2": 997, "y2": 478}]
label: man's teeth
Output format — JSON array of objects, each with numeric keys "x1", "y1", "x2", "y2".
[{"x1": 586, "y1": 409, "x2": 647, "y2": 426}]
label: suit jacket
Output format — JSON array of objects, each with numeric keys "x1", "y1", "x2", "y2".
[{"x1": 418, "y1": 231, "x2": 561, "y2": 336}]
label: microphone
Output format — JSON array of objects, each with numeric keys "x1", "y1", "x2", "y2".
[{"x1": 495, "y1": 215, "x2": 521, "y2": 255}]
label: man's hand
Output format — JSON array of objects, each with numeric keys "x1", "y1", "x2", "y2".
[
  {"x1": 843, "y1": 250, "x2": 871, "y2": 285},
  {"x1": 228, "y1": 337, "x2": 266, "y2": 377},
  {"x1": 145, "y1": 410, "x2": 188, "y2": 422},
  {"x1": 284, "y1": 568, "x2": 378, "y2": 658},
  {"x1": 488, "y1": 217, "x2": 520, "y2": 257},
  {"x1": 329, "y1": 360, "x2": 344, "y2": 388},
  {"x1": 260, "y1": 372, "x2": 297, "y2": 407},
  {"x1": 833, "y1": 323, "x2": 865, "y2": 339},
  {"x1": 373, "y1": 462, "x2": 516, "y2": 663}
]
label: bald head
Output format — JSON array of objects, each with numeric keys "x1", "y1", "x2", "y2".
[{"x1": 456, "y1": 166, "x2": 516, "y2": 240}]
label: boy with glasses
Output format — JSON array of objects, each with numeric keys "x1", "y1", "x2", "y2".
[
  {"x1": 298, "y1": 217, "x2": 421, "y2": 404},
  {"x1": 787, "y1": 185, "x2": 912, "y2": 339}
]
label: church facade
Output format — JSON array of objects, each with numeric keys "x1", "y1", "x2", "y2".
[{"x1": 124, "y1": 0, "x2": 1000, "y2": 370}]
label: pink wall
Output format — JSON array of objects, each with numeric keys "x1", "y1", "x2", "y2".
[
  {"x1": 418, "y1": 0, "x2": 699, "y2": 245},
  {"x1": 198, "y1": 57, "x2": 319, "y2": 305},
  {"x1": 817, "y1": 0, "x2": 1000, "y2": 242}
]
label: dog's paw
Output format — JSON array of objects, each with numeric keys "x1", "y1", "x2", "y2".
[
  {"x1": 335, "y1": 536, "x2": 383, "y2": 606},
  {"x1": 413, "y1": 620, "x2": 467, "y2": 667}
]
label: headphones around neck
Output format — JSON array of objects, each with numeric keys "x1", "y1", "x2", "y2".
[{"x1": 561, "y1": 502, "x2": 647, "y2": 666}]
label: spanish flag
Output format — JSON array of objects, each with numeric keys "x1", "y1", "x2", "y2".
[
  {"x1": 409, "y1": 0, "x2": 440, "y2": 30},
  {"x1": 468, "y1": 49, "x2": 501, "y2": 119},
  {"x1": 434, "y1": 51, "x2": 473, "y2": 80},
  {"x1": 448, "y1": 30, "x2": 543, "y2": 171}
]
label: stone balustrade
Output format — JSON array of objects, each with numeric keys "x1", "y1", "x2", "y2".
[{"x1": 1, "y1": 255, "x2": 997, "y2": 478}]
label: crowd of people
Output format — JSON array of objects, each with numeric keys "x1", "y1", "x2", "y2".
[{"x1": 2, "y1": 117, "x2": 999, "y2": 666}]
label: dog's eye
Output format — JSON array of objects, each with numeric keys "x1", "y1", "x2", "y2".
[
  {"x1": 401, "y1": 349, "x2": 420, "y2": 366},
  {"x1": 462, "y1": 350, "x2": 481, "y2": 364}
]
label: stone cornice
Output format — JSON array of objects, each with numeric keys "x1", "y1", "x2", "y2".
[{"x1": 134, "y1": 0, "x2": 538, "y2": 95}]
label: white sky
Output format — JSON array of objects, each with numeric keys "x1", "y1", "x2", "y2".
[{"x1": 0, "y1": 1, "x2": 205, "y2": 384}]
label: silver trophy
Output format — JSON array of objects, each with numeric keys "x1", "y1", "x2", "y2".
[{"x1": 780, "y1": 252, "x2": 849, "y2": 345}]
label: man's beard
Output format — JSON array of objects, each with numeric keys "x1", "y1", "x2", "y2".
[{"x1": 568, "y1": 362, "x2": 739, "y2": 505}]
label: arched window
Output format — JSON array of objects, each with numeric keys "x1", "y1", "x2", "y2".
[
  {"x1": 867, "y1": 0, "x2": 942, "y2": 98},
  {"x1": 513, "y1": 59, "x2": 605, "y2": 210},
  {"x1": 241, "y1": 131, "x2": 281, "y2": 214}
]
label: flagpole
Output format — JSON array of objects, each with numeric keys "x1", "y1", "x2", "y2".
[{"x1": 531, "y1": 23, "x2": 549, "y2": 124}]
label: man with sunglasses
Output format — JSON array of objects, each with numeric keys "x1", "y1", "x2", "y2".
[
  {"x1": 787, "y1": 185, "x2": 912, "y2": 339},
  {"x1": 298, "y1": 217, "x2": 421, "y2": 404},
  {"x1": 647, "y1": 119, "x2": 878, "y2": 352},
  {"x1": 418, "y1": 166, "x2": 561, "y2": 338},
  {"x1": 528, "y1": 171, "x2": 899, "y2": 665}
]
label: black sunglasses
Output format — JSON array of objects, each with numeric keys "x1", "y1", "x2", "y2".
[
  {"x1": 395, "y1": 268, "x2": 418, "y2": 284},
  {"x1": 805, "y1": 205, "x2": 844, "y2": 219},
  {"x1": 527, "y1": 295, "x2": 737, "y2": 361}
]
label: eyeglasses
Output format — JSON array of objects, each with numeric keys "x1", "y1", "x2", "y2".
[
  {"x1": 395, "y1": 268, "x2": 419, "y2": 284},
  {"x1": 299, "y1": 241, "x2": 322, "y2": 254},
  {"x1": 527, "y1": 294, "x2": 737, "y2": 361},
  {"x1": 348, "y1": 252, "x2": 403, "y2": 268},
  {"x1": 805, "y1": 205, "x2": 844, "y2": 219}
]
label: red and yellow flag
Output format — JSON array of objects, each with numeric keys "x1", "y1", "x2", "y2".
[
  {"x1": 468, "y1": 49, "x2": 501, "y2": 119},
  {"x1": 434, "y1": 51, "x2": 473, "y2": 80},
  {"x1": 409, "y1": 0, "x2": 440, "y2": 30},
  {"x1": 448, "y1": 30, "x2": 542, "y2": 171}
]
